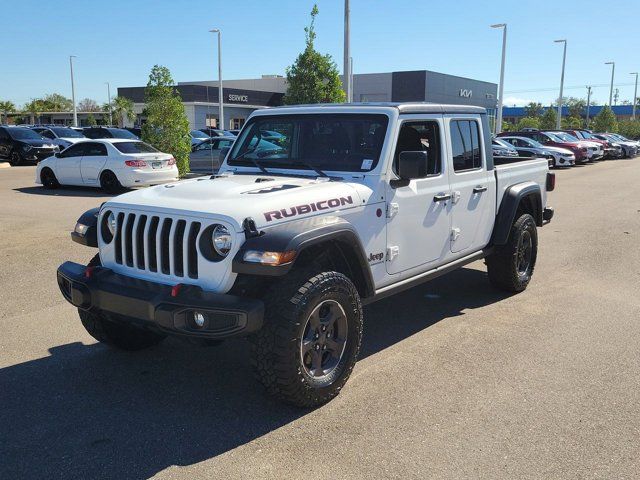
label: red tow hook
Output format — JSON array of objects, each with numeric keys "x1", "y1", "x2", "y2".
[{"x1": 171, "y1": 283, "x2": 183, "y2": 298}]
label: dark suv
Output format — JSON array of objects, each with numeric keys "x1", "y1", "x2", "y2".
[
  {"x1": 82, "y1": 127, "x2": 139, "y2": 140},
  {"x1": 498, "y1": 130, "x2": 589, "y2": 163},
  {"x1": 0, "y1": 126, "x2": 58, "y2": 165}
]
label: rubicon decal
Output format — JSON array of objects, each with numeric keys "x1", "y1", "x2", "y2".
[{"x1": 264, "y1": 196, "x2": 354, "y2": 222}]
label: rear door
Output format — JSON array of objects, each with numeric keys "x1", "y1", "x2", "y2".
[
  {"x1": 445, "y1": 116, "x2": 495, "y2": 255},
  {"x1": 56, "y1": 143, "x2": 87, "y2": 184},
  {"x1": 385, "y1": 115, "x2": 452, "y2": 275},
  {"x1": 80, "y1": 142, "x2": 109, "y2": 184}
]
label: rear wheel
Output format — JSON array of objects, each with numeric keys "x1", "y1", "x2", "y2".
[
  {"x1": 486, "y1": 213, "x2": 538, "y2": 293},
  {"x1": 40, "y1": 168, "x2": 59, "y2": 189},
  {"x1": 78, "y1": 254, "x2": 166, "y2": 351},
  {"x1": 100, "y1": 170, "x2": 122, "y2": 194}
]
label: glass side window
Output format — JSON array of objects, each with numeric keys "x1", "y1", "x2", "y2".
[
  {"x1": 59, "y1": 143, "x2": 87, "y2": 158},
  {"x1": 84, "y1": 143, "x2": 108, "y2": 156},
  {"x1": 393, "y1": 121, "x2": 441, "y2": 176},
  {"x1": 450, "y1": 120, "x2": 482, "y2": 172}
]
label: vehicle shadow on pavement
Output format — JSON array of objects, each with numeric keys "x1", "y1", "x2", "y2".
[
  {"x1": 13, "y1": 186, "x2": 116, "y2": 198},
  {"x1": 0, "y1": 268, "x2": 509, "y2": 479}
]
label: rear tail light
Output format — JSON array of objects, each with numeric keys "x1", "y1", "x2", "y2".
[
  {"x1": 167, "y1": 156, "x2": 176, "y2": 166},
  {"x1": 125, "y1": 159, "x2": 147, "y2": 167},
  {"x1": 546, "y1": 172, "x2": 556, "y2": 192}
]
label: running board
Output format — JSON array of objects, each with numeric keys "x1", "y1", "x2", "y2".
[{"x1": 362, "y1": 249, "x2": 492, "y2": 305}]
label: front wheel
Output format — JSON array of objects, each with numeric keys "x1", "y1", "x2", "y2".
[
  {"x1": 486, "y1": 213, "x2": 538, "y2": 293},
  {"x1": 78, "y1": 255, "x2": 166, "y2": 350},
  {"x1": 9, "y1": 151, "x2": 23, "y2": 166},
  {"x1": 251, "y1": 269, "x2": 363, "y2": 407},
  {"x1": 40, "y1": 168, "x2": 59, "y2": 189}
]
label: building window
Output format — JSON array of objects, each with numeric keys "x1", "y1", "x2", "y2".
[
  {"x1": 206, "y1": 114, "x2": 218, "y2": 128},
  {"x1": 231, "y1": 118, "x2": 245, "y2": 130}
]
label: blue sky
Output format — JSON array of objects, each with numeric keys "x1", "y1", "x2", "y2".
[{"x1": 2, "y1": 0, "x2": 639, "y2": 108}]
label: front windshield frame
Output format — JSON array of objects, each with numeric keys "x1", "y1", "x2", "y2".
[{"x1": 227, "y1": 113, "x2": 390, "y2": 173}]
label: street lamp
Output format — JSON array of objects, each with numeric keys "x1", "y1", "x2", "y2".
[
  {"x1": 554, "y1": 40, "x2": 567, "y2": 129},
  {"x1": 105, "y1": 82, "x2": 112, "y2": 126},
  {"x1": 491, "y1": 23, "x2": 507, "y2": 134},
  {"x1": 344, "y1": 0, "x2": 351, "y2": 102},
  {"x1": 630, "y1": 72, "x2": 638, "y2": 120},
  {"x1": 605, "y1": 61, "x2": 615, "y2": 106},
  {"x1": 210, "y1": 29, "x2": 224, "y2": 130},
  {"x1": 69, "y1": 55, "x2": 77, "y2": 127}
]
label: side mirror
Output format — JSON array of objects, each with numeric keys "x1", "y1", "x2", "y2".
[
  {"x1": 219, "y1": 146, "x2": 230, "y2": 164},
  {"x1": 391, "y1": 151, "x2": 429, "y2": 188},
  {"x1": 54, "y1": 152, "x2": 61, "y2": 158}
]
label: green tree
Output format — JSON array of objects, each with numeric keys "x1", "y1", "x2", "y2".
[
  {"x1": 501, "y1": 120, "x2": 515, "y2": 132},
  {"x1": 592, "y1": 105, "x2": 618, "y2": 133},
  {"x1": 41, "y1": 93, "x2": 73, "y2": 111},
  {"x1": 85, "y1": 113, "x2": 97, "y2": 126},
  {"x1": 540, "y1": 107, "x2": 557, "y2": 129},
  {"x1": 561, "y1": 116, "x2": 583, "y2": 129},
  {"x1": 77, "y1": 98, "x2": 101, "y2": 112},
  {"x1": 516, "y1": 117, "x2": 541, "y2": 130},
  {"x1": 108, "y1": 96, "x2": 136, "y2": 127},
  {"x1": 0, "y1": 100, "x2": 16, "y2": 124},
  {"x1": 617, "y1": 120, "x2": 640, "y2": 139},
  {"x1": 523, "y1": 102, "x2": 543, "y2": 118},
  {"x1": 283, "y1": 5, "x2": 346, "y2": 105},
  {"x1": 24, "y1": 99, "x2": 45, "y2": 123},
  {"x1": 565, "y1": 97, "x2": 586, "y2": 119},
  {"x1": 141, "y1": 65, "x2": 191, "y2": 176}
]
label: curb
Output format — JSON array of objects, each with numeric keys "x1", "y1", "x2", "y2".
[{"x1": 0, "y1": 162, "x2": 10, "y2": 169}]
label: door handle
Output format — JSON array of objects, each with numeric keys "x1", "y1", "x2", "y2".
[
  {"x1": 473, "y1": 186, "x2": 488, "y2": 193},
  {"x1": 433, "y1": 193, "x2": 452, "y2": 202}
]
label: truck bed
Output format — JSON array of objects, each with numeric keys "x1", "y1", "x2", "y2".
[{"x1": 494, "y1": 157, "x2": 549, "y2": 213}]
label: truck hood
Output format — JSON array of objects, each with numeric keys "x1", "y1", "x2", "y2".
[{"x1": 105, "y1": 173, "x2": 367, "y2": 231}]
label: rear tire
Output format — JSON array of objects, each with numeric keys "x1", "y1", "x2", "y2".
[
  {"x1": 40, "y1": 168, "x2": 59, "y2": 189},
  {"x1": 486, "y1": 213, "x2": 538, "y2": 293},
  {"x1": 100, "y1": 170, "x2": 122, "y2": 194},
  {"x1": 250, "y1": 268, "x2": 363, "y2": 407},
  {"x1": 78, "y1": 255, "x2": 166, "y2": 351}
]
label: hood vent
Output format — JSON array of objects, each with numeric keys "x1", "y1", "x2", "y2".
[
  {"x1": 255, "y1": 177, "x2": 275, "y2": 183},
  {"x1": 245, "y1": 184, "x2": 299, "y2": 194}
]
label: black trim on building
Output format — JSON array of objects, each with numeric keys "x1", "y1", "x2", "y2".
[{"x1": 118, "y1": 85, "x2": 284, "y2": 107}]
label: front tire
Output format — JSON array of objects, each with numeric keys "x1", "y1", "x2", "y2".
[
  {"x1": 78, "y1": 255, "x2": 165, "y2": 351},
  {"x1": 100, "y1": 170, "x2": 122, "y2": 194},
  {"x1": 251, "y1": 269, "x2": 363, "y2": 407},
  {"x1": 9, "y1": 151, "x2": 23, "y2": 166},
  {"x1": 486, "y1": 213, "x2": 538, "y2": 293}
]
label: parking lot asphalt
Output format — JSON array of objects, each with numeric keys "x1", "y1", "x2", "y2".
[{"x1": 1, "y1": 161, "x2": 639, "y2": 480}]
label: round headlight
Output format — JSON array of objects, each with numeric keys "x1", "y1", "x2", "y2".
[
  {"x1": 212, "y1": 224, "x2": 232, "y2": 256},
  {"x1": 107, "y1": 212, "x2": 116, "y2": 235}
]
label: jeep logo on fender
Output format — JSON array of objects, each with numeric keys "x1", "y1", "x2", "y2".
[{"x1": 263, "y1": 196, "x2": 354, "y2": 222}]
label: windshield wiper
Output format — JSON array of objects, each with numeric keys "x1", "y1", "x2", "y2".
[
  {"x1": 233, "y1": 151, "x2": 270, "y2": 175},
  {"x1": 288, "y1": 159, "x2": 328, "y2": 178}
]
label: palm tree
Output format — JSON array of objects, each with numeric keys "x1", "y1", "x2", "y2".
[
  {"x1": 110, "y1": 96, "x2": 136, "y2": 127},
  {"x1": 24, "y1": 99, "x2": 44, "y2": 124},
  {"x1": 0, "y1": 100, "x2": 16, "y2": 124}
]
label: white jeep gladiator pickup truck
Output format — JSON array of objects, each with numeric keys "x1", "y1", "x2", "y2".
[{"x1": 57, "y1": 103, "x2": 555, "y2": 407}]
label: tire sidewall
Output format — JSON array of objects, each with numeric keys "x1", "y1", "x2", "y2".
[
  {"x1": 100, "y1": 170, "x2": 121, "y2": 193},
  {"x1": 512, "y1": 214, "x2": 537, "y2": 285},
  {"x1": 10, "y1": 150, "x2": 22, "y2": 166}
]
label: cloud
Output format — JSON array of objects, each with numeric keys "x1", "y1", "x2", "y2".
[{"x1": 502, "y1": 96, "x2": 534, "y2": 107}]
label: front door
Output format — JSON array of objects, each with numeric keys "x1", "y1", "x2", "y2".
[
  {"x1": 80, "y1": 142, "x2": 109, "y2": 184},
  {"x1": 56, "y1": 143, "x2": 86, "y2": 184},
  {"x1": 444, "y1": 117, "x2": 495, "y2": 254},
  {"x1": 385, "y1": 116, "x2": 452, "y2": 275}
]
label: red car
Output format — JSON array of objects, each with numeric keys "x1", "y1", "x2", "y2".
[
  {"x1": 498, "y1": 130, "x2": 589, "y2": 163},
  {"x1": 562, "y1": 129, "x2": 618, "y2": 159}
]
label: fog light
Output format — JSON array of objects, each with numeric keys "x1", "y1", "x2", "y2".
[{"x1": 193, "y1": 311, "x2": 206, "y2": 328}]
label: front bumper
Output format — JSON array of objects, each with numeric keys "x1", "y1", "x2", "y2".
[
  {"x1": 24, "y1": 149, "x2": 56, "y2": 163},
  {"x1": 57, "y1": 261, "x2": 264, "y2": 339}
]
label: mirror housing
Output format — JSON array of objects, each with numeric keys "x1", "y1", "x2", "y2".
[
  {"x1": 54, "y1": 152, "x2": 61, "y2": 158},
  {"x1": 219, "y1": 146, "x2": 230, "y2": 164},
  {"x1": 391, "y1": 151, "x2": 429, "y2": 188}
]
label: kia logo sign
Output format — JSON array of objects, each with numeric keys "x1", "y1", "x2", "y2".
[
  {"x1": 228, "y1": 94, "x2": 248, "y2": 102},
  {"x1": 459, "y1": 89, "x2": 473, "y2": 98}
]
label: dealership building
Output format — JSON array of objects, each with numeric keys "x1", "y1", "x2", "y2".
[{"x1": 118, "y1": 70, "x2": 498, "y2": 130}]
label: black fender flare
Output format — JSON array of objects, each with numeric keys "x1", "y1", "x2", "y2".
[
  {"x1": 232, "y1": 216, "x2": 375, "y2": 298},
  {"x1": 491, "y1": 182, "x2": 542, "y2": 246},
  {"x1": 71, "y1": 207, "x2": 100, "y2": 247}
]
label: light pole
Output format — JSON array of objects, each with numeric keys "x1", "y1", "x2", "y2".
[
  {"x1": 585, "y1": 86, "x2": 592, "y2": 127},
  {"x1": 210, "y1": 29, "x2": 224, "y2": 130},
  {"x1": 105, "y1": 82, "x2": 112, "y2": 126},
  {"x1": 554, "y1": 39, "x2": 567, "y2": 129},
  {"x1": 344, "y1": 0, "x2": 351, "y2": 102},
  {"x1": 69, "y1": 55, "x2": 77, "y2": 127},
  {"x1": 491, "y1": 23, "x2": 507, "y2": 133},
  {"x1": 630, "y1": 72, "x2": 638, "y2": 120},
  {"x1": 605, "y1": 61, "x2": 615, "y2": 105}
]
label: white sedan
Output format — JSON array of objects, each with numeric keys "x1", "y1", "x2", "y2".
[{"x1": 36, "y1": 139, "x2": 179, "y2": 193}]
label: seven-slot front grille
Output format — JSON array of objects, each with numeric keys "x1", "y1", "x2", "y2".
[{"x1": 113, "y1": 212, "x2": 201, "y2": 279}]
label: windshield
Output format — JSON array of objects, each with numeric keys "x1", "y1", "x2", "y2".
[
  {"x1": 553, "y1": 132, "x2": 579, "y2": 142},
  {"x1": 493, "y1": 138, "x2": 514, "y2": 149},
  {"x1": 109, "y1": 128, "x2": 139, "y2": 139},
  {"x1": 52, "y1": 127, "x2": 84, "y2": 138},
  {"x1": 113, "y1": 141, "x2": 159, "y2": 153},
  {"x1": 545, "y1": 132, "x2": 565, "y2": 142},
  {"x1": 520, "y1": 137, "x2": 542, "y2": 147},
  {"x1": 7, "y1": 128, "x2": 45, "y2": 140},
  {"x1": 191, "y1": 130, "x2": 209, "y2": 139},
  {"x1": 227, "y1": 114, "x2": 389, "y2": 172}
]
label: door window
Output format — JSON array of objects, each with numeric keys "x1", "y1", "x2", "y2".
[
  {"x1": 40, "y1": 129, "x2": 55, "y2": 139},
  {"x1": 393, "y1": 121, "x2": 441, "y2": 176},
  {"x1": 217, "y1": 139, "x2": 234, "y2": 150},
  {"x1": 450, "y1": 120, "x2": 482, "y2": 172},
  {"x1": 84, "y1": 143, "x2": 108, "y2": 156},
  {"x1": 195, "y1": 140, "x2": 213, "y2": 151},
  {"x1": 59, "y1": 143, "x2": 87, "y2": 158}
]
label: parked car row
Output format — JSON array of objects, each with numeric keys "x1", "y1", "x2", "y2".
[{"x1": 495, "y1": 128, "x2": 639, "y2": 168}]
